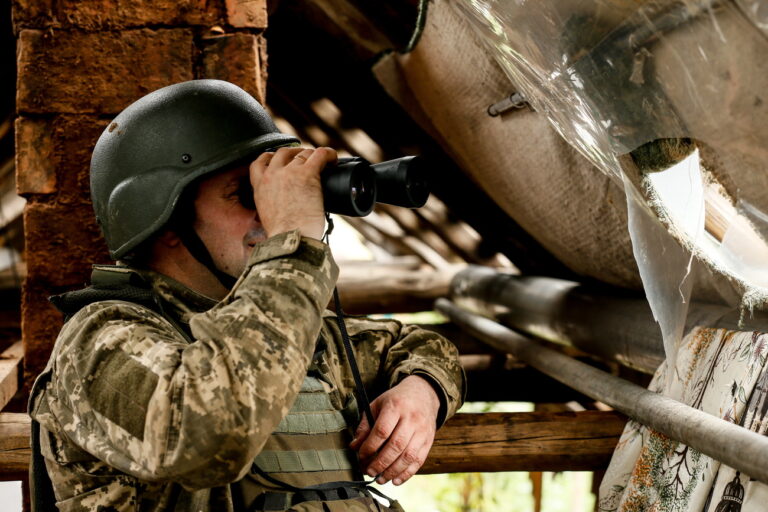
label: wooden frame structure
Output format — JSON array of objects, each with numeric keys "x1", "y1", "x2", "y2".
[{"x1": 0, "y1": 334, "x2": 626, "y2": 481}]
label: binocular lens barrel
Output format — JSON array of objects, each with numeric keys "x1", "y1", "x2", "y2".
[
  {"x1": 321, "y1": 156, "x2": 429, "y2": 217},
  {"x1": 320, "y1": 158, "x2": 377, "y2": 217},
  {"x1": 371, "y1": 156, "x2": 429, "y2": 209}
]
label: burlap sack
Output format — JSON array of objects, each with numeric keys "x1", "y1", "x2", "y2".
[
  {"x1": 373, "y1": 0, "x2": 766, "y2": 307},
  {"x1": 374, "y1": 0, "x2": 641, "y2": 290}
]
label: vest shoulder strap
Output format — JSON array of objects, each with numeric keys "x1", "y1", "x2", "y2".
[{"x1": 49, "y1": 266, "x2": 159, "y2": 321}]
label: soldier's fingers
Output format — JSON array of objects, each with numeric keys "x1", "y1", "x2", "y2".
[
  {"x1": 377, "y1": 432, "x2": 427, "y2": 484},
  {"x1": 370, "y1": 424, "x2": 416, "y2": 482},
  {"x1": 357, "y1": 406, "x2": 399, "y2": 463},
  {"x1": 288, "y1": 148, "x2": 316, "y2": 167},
  {"x1": 392, "y1": 458, "x2": 424, "y2": 486},
  {"x1": 269, "y1": 146, "x2": 307, "y2": 168},
  {"x1": 302, "y1": 147, "x2": 337, "y2": 173},
  {"x1": 249, "y1": 151, "x2": 274, "y2": 184},
  {"x1": 350, "y1": 399, "x2": 381, "y2": 450},
  {"x1": 350, "y1": 416, "x2": 370, "y2": 450}
]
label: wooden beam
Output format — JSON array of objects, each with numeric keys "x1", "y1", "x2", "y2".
[
  {"x1": 421, "y1": 410, "x2": 625, "y2": 474},
  {"x1": 0, "y1": 411, "x2": 624, "y2": 481},
  {"x1": 0, "y1": 261, "x2": 24, "y2": 291},
  {"x1": 338, "y1": 256, "x2": 422, "y2": 274},
  {"x1": 0, "y1": 341, "x2": 22, "y2": 411},
  {"x1": 282, "y1": 0, "x2": 393, "y2": 61},
  {"x1": 376, "y1": 203, "x2": 464, "y2": 265},
  {"x1": 354, "y1": 211, "x2": 452, "y2": 270},
  {"x1": 0, "y1": 413, "x2": 30, "y2": 480},
  {"x1": 335, "y1": 266, "x2": 454, "y2": 314},
  {"x1": 416, "y1": 197, "x2": 511, "y2": 268},
  {"x1": 344, "y1": 214, "x2": 427, "y2": 263}
]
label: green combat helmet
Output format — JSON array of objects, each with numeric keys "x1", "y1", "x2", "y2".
[{"x1": 91, "y1": 79, "x2": 299, "y2": 261}]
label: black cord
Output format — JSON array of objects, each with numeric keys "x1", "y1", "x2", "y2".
[
  {"x1": 322, "y1": 213, "x2": 376, "y2": 428},
  {"x1": 332, "y1": 286, "x2": 376, "y2": 429}
]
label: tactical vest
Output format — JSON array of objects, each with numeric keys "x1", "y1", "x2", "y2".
[{"x1": 33, "y1": 265, "x2": 402, "y2": 512}]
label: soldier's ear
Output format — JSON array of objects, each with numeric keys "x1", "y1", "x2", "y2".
[{"x1": 156, "y1": 228, "x2": 182, "y2": 249}]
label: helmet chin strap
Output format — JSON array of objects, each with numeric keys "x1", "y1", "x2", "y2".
[{"x1": 176, "y1": 224, "x2": 238, "y2": 291}]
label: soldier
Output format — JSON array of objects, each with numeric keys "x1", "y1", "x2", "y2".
[{"x1": 28, "y1": 80, "x2": 465, "y2": 511}]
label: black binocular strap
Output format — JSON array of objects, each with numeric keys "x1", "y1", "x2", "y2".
[
  {"x1": 247, "y1": 216, "x2": 386, "y2": 509},
  {"x1": 322, "y1": 214, "x2": 375, "y2": 429},
  {"x1": 331, "y1": 286, "x2": 376, "y2": 429}
]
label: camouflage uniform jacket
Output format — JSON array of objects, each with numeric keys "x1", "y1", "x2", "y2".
[{"x1": 29, "y1": 231, "x2": 466, "y2": 511}]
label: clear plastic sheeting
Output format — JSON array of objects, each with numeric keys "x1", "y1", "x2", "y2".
[
  {"x1": 455, "y1": 0, "x2": 768, "y2": 359},
  {"x1": 736, "y1": 0, "x2": 768, "y2": 34}
]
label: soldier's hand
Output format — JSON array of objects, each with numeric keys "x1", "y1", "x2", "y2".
[
  {"x1": 350, "y1": 375, "x2": 440, "y2": 486},
  {"x1": 249, "y1": 146, "x2": 337, "y2": 240}
]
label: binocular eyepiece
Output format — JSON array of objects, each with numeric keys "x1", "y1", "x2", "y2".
[{"x1": 321, "y1": 156, "x2": 429, "y2": 217}]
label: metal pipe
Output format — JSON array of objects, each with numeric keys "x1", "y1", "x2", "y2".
[
  {"x1": 450, "y1": 266, "x2": 760, "y2": 373},
  {"x1": 436, "y1": 298, "x2": 768, "y2": 485}
]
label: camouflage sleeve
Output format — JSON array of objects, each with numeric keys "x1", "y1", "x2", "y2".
[
  {"x1": 45, "y1": 231, "x2": 338, "y2": 490},
  {"x1": 380, "y1": 323, "x2": 466, "y2": 425},
  {"x1": 333, "y1": 317, "x2": 466, "y2": 426}
]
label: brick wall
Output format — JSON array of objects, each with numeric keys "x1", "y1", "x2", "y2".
[{"x1": 13, "y1": 0, "x2": 268, "y2": 390}]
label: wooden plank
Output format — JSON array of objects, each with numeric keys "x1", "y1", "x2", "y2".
[
  {"x1": 338, "y1": 256, "x2": 422, "y2": 274},
  {"x1": 0, "y1": 341, "x2": 22, "y2": 411},
  {"x1": 348, "y1": 211, "x2": 452, "y2": 270},
  {"x1": 284, "y1": 0, "x2": 393, "y2": 61},
  {"x1": 335, "y1": 266, "x2": 454, "y2": 314},
  {"x1": 421, "y1": 411, "x2": 626, "y2": 474},
  {"x1": 376, "y1": 203, "x2": 463, "y2": 265},
  {"x1": 0, "y1": 411, "x2": 624, "y2": 480},
  {"x1": 0, "y1": 413, "x2": 30, "y2": 479}
]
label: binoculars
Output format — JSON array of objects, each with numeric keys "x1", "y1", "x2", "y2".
[{"x1": 321, "y1": 156, "x2": 429, "y2": 217}]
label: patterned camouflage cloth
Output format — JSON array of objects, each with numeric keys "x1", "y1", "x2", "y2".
[{"x1": 29, "y1": 231, "x2": 465, "y2": 511}]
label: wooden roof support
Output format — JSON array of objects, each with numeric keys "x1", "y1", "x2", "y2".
[
  {"x1": 376, "y1": 203, "x2": 464, "y2": 265},
  {"x1": 417, "y1": 322, "x2": 501, "y2": 355},
  {"x1": 421, "y1": 410, "x2": 625, "y2": 474},
  {"x1": 437, "y1": 298, "x2": 768, "y2": 485},
  {"x1": 415, "y1": 197, "x2": 510, "y2": 268},
  {"x1": 0, "y1": 413, "x2": 29, "y2": 480},
  {"x1": 0, "y1": 341, "x2": 22, "y2": 411},
  {"x1": 342, "y1": 215, "x2": 414, "y2": 260},
  {"x1": 347, "y1": 211, "x2": 453, "y2": 270},
  {"x1": 335, "y1": 265, "x2": 453, "y2": 315},
  {"x1": 0, "y1": 410, "x2": 623, "y2": 481},
  {"x1": 280, "y1": 0, "x2": 394, "y2": 61},
  {"x1": 268, "y1": 1, "x2": 579, "y2": 278}
]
